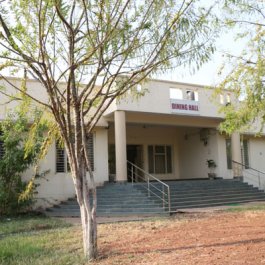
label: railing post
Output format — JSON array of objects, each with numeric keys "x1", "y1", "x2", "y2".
[
  {"x1": 168, "y1": 186, "x2": 171, "y2": 213},
  {"x1": 162, "y1": 185, "x2": 165, "y2": 208},
  {"x1": 131, "y1": 165, "x2": 134, "y2": 185},
  {"x1": 147, "y1": 177, "x2": 150, "y2": 197},
  {"x1": 258, "y1": 172, "x2": 261, "y2": 189}
]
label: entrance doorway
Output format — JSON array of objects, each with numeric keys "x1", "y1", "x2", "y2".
[
  {"x1": 127, "y1": 145, "x2": 143, "y2": 182},
  {"x1": 108, "y1": 144, "x2": 143, "y2": 182}
]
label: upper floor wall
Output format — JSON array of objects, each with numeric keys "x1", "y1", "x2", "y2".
[
  {"x1": 105, "y1": 79, "x2": 235, "y2": 119},
  {"x1": 0, "y1": 76, "x2": 234, "y2": 123}
]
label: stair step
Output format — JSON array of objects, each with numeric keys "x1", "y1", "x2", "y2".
[
  {"x1": 45, "y1": 179, "x2": 265, "y2": 217},
  {"x1": 171, "y1": 197, "x2": 265, "y2": 211}
]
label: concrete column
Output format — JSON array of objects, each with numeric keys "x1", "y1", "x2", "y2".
[
  {"x1": 114, "y1": 111, "x2": 127, "y2": 182},
  {"x1": 231, "y1": 132, "x2": 242, "y2": 178}
]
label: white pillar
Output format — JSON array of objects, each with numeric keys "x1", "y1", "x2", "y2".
[
  {"x1": 114, "y1": 111, "x2": 127, "y2": 182},
  {"x1": 231, "y1": 132, "x2": 242, "y2": 178}
]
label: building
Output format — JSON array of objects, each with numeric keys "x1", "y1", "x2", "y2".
[{"x1": 0, "y1": 77, "x2": 264, "y2": 208}]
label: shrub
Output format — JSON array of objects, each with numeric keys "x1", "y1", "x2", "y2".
[{"x1": 0, "y1": 110, "x2": 46, "y2": 215}]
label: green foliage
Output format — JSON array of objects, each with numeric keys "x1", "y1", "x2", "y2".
[
  {"x1": 0, "y1": 108, "x2": 46, "y2": 215},
  {"x1": 216, "y1": 1, "x2": 265, "y2": 134}
]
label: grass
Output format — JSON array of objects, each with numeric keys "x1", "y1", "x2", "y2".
[
  {"x1": 0, "y1": 214, "x2": 70, "y2": 235},
  {"x1": 224, "y1": 203, "x2": 265, "y2": 212},
  {"x1": 0, "y1": 215, "x2": 85, "y2": 265}
]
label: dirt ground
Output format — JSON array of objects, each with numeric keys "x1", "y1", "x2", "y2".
[{"x1": 90, "y1": 211, "x2": 265, "y2": 265}]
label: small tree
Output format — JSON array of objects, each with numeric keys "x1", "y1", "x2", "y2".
[
  {"x1": 0, "y1": 0, "x2": 216, "y2": 260},
  {"x1": 0, "y1": 107, "x2": 46, "y2": 215}
]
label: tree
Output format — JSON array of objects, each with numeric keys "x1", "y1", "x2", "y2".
[
  {"x1": 216, "y1": 1, "x2": 265, "y2": 134},
  {"x1": 0, "y1": 0, "x2": 215, "y2": 260}
]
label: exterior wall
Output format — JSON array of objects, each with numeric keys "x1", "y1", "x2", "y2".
[
  {"x1": 244, "y1": 136, "x2": 265, "y2": 189},
  {"x1": 111, "y1": 79, "x2": 235, "y2": 119},
  {"x1": 93, "y1": 129, "x2": 109, "y2": 184},
  {"x1": 178, "y1": 128, "x2": 219, "y2": 179}
]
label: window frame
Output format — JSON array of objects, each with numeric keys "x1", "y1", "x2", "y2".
[{"x1": 148, "y1": 145, "x2": 172, "y2": 174}]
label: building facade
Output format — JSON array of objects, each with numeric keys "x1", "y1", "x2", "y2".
[{"x1": 0, "y1": 77, "x2": 264, "y2": 208}]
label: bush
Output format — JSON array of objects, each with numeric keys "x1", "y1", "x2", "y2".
[{"x1": 0, "y1": 110, "x2": 46, "y2": 215}]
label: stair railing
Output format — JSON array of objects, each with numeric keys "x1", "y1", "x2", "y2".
[
  {"x1": 232, "y1": 160, "x2": 265, "y2": 190},
  {"x1": 127, "y1": 160, "x2": 171, "y2": 212}
]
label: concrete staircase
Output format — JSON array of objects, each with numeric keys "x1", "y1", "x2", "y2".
[
  {"x1": 137, "y1": 179, "x2": 265, "y2": 212},
  {"x1": 45, "y1": 179, "x2": 265, "y2": 217}
]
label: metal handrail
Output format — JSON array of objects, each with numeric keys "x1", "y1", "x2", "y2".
[
  {"x1": 232, "y1": 160, "x2": 265, "y2": 176},
  {"x1": 127, "y1": 160, "x2": 171, "y2": 212},
  {"x1": 232, "y1": 160, "x2": 265, "y2": 189}
]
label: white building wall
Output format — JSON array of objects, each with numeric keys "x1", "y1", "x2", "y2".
[
  {"x1": 115, "y1": 79, "x2": 233, "y2": 119},
  {"x1": 178, "y1": 128, "x2": 219, "y2": 179},
  {"x1": 93, "y1": 128, "x2": 109, "y2": 184},
  {"x1": 243, "y1": 137, "x2": 265, "y2": 189}
]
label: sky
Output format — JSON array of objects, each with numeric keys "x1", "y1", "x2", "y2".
[{"x1": 157, "y1": 28, "x2": 248, "y2": 87}]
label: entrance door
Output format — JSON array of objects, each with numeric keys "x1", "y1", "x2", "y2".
[{"x1": 127, "y1": 145, "x2": 143, "y2": 182}]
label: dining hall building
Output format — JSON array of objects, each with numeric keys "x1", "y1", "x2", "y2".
[{"x1": 1, "y1": 77, "x2": 265, "y2": 212}]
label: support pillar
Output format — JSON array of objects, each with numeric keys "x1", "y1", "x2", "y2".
[
  {"x1": 114, "y1": 111, "x2": 127, "y2": 182},
  {"x1": 231, "y1": 132, "x2": 242, "y2": 178}
]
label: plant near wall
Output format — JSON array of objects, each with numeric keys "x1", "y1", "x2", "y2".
[
  {"x1": 0, "y1": 107, "x2": 46, "y2": 216},
  {"x1": 207, "y1": 159, "x2": 217, "y2": 179}
]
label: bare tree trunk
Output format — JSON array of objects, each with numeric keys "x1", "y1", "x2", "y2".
[{"x1": 73, "y1": 167, "x2": 97, "y2": 260}]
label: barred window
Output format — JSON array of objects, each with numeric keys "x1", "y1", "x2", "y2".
[
  {"x1": 87, "y1": 133, "x2": 94, "y2": 171},
  {"x1": 56, "y1": 141, "x2": 65, "y2": 173},
  {"x1": 148, "y1": 145, "x2": 172, "y2": 174},
  {"x1": 241, "y1": 140, "x2": 249, "y2": 169},
  {"x1": 226, "y1": 139, "x2": 232, "y2": 170},
  {"x1": 56, "y1": 133, "x2": 94, "y2": 173}
]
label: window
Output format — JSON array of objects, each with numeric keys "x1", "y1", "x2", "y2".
[
  {"x1": 241, "y1": 140, "x2": 249, "y2": 169},
  {"x1": 87, "y1": 134, "x2": 94, "y2": 171},
  {"x1": 56, "y1": 134, "x2": 94, "y2": 173},
  {"x1": 225, "y1": 138, "x2": 250, "y2": 170},
  {"x1": 226, "y1": 139, "x2": 232, "y2": 169},
  {"x1": 148, "y1": 145, "x2": 172, "y2": 174},
  {"x1": 0, "y1": 131, "x2": 4, "y2": 160},
  {"x1": 170, "y1": 88, "x2": 183, "y2": 100},
  {"x1": 56, "y1": 141, "x2": 66, "y2": 173}
]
